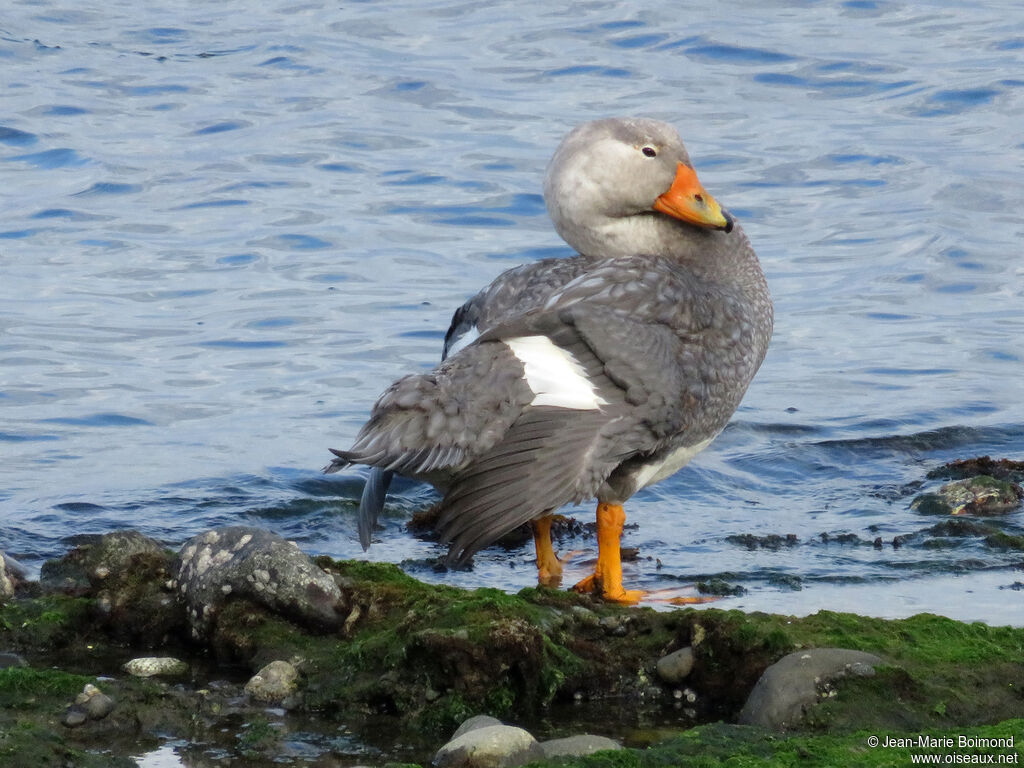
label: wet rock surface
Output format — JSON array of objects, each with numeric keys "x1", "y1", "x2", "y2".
[
  {"x1": 452, "y1": 714, "x2": 505, "y2": 739},
  {"x1": 244, "y1": 659, "x2": 300, "y2": 706},
  {"x1": 434, "y1": 723, "x2": 544, "y2": 768},
  {"x1": 738, "y1": 647, "x2": 883, "y2": 729},
  {"x1": 928, "y1": 456, "x2": 1024, "y2": 483},
  {"x1": 655, "y1": 645, "x2": 694, "y2": 684},
  {"x1": 912, "y1": 475, "x2": 1023, "y2": 516},
  {"x1": 539, "y1": 734, "x2": 622, "y2": 757},
  {"x1": 0, "y1": 469, "x2": 1022, "y2": 768},
  {"x1": 0, "y1": 552, "x2": 27, "y2": 602},
  {"x1": 173, "y1": 525, "x2": 346, "y2": 640},
  {"x1": 76, "y1": 683, "x2": 116, "y2": 720},
  {"x1": 123, "y1": 656, "x2": 189, "y2": 678},
  {"x1": 38, "y1": 530, "x2": 184, "y2": 646},
  {"x1": 40, "y1": 530, "x2": 168, "y2": 595},
  {"x1": 63, "y1": 683, "x2": 116, "y2": 727}
]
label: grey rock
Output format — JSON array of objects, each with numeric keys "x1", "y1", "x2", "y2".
[
  {"x1": 739, "y1": 647, "x2": 884, "y2": 729},
  {"x1": 0, "y1": 552, "x2": 26, "y2": 601},
  {"x1": 75, "y1": 684, "x2": 115, "y2": 720},
  {"x1": 74, "y1": 683, "x2": 100, "y2": 704},
  {"x1": 40, "y1": 531, "x2": 166, "y2": 594},
  {"x1": 38, "y1": 531, "x2": 184, "y2": 646},
  {"x1": 540, "y1": 734, "x2": 622, "y2": 758},
  {"x1": 599, "y1": 614, "x2": 629, "y2": 636},
  {"x1": 123, "y1": 656, "x2": 189, "y2": 678},
  {"x1": 62, "y1": 706, "x2": 88, "y2": 728},
  {"x1": 0, "y1": 551, "x2": 28, "y2": 580},
  {"x1": 434, "y1": 724, "x2": 545, "y2": 768},
  {"x1": 568, "y1": 605, "x2": 599, "y2": 627},
  {"x1": 173, "y1": 526, "x2": 344, "y2": 640},
  {"x1": 655, "y1": 646, "x2": 694, "y2": 684},
  {"x1": 912, "y1": 475, "x2": 1022, "y2": 516},
  {"x1": 245, "y1": 660, "x2": 300, "y2": 705},
  {"x1": 84, "y1": 692, "x2": 115, "y2": 720},
  {"x1": 452, "y1": 714, "x2": 504, "y2": 739}
]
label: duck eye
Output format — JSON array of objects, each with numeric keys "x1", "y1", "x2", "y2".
[{"x1": 641, "y1": 146, "x2": 657, "y2": 158}]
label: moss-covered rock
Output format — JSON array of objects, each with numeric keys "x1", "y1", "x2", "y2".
[
  {"x1": 912, "y1": 475, "x2": 1023, "y2": 516},
  {"x1": 174, "y1": 526, "x2": 346, "y2": 640},
  {"x1": 38, "y1": 530, "x2": 184, "y2": 647},
  {"x1": 2, "y1": 536, "x2": 1023, "y2": 767},
  {"x1": 0, "y1": 667, "x2": 137, "y2": 768},
  {"x1": 520, "y1": 720, "x2": 1024, "y2": 767}
]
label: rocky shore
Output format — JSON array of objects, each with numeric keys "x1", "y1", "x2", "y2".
[{"x1": 1, "y1": 459, "x2": 1022, "y2": 767}]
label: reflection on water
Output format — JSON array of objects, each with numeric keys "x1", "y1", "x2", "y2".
[
  {"x1": 135, "y1": 743, "x2": 185, "y2": 768},
  {"x1": 1, "y1": 0, "x2": 1023, "y2": 626}
]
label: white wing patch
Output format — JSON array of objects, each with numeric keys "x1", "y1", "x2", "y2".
[
  {"x1": 631, "y1": 435, "x2": 716, "y2": 490},
  {"x1": 445, "y1": 324, "x2": 480, "y2": 357},
  {"x1": 504, "y1": 336, "x2": 608, "y2": 410}
]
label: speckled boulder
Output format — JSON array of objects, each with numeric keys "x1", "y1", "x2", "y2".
[
  {"x1": 434, "y1": 724, "x2": 545, "y2": 768},
  {"x1": 173, "y1": 526, "x2": 345, "y2": 640},
  {"x1": 123, "y1": 656, "x2": 189, "y2": 678},
  {"x1": 739, "y1": 648, "x2": 883, "y2": 729}
]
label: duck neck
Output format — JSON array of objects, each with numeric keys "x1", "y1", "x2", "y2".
[{"x1": 560, "y1": 213, "x2": 766, "y2": 296}]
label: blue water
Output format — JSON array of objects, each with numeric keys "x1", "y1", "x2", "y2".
[{"x1": 2, "y1": 0, "x2": 1023, "y2": 627}]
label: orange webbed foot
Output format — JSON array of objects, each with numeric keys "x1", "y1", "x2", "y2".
[
  {"x1": 532, "y1": 517, "x2": 583, "y2": 587},
  {"x1": 571, "y1": 572, "x2": 645, "y2": 604}
]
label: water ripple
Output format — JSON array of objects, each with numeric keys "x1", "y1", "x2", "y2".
[
  {"x1": 681, "y1": 41, "x2": 797, "y2": 64},
  {"x1": 9, "y1": 147, "x2": 88, "y2": 168},
  {"x1": 1, "y1": 0, "x2": 1021, "y2": 625},
  {"x1": 0, "y1": 125, "x2": 38, "y2": 145}
]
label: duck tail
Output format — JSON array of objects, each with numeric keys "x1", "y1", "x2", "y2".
[{"x1": 358, "y1": 467, "x2": 393, "y2": 550}]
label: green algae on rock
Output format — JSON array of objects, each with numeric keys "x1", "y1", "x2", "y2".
[
  {"x1": 517, "y1": 720, "x2": 1024, "y2": 768},
  {"x1": 912, "y1": 475, "x2": 1023, "y2": 517},
  {"x1": 2, "y1": 531, "x2": 1024, "y2": 766}
]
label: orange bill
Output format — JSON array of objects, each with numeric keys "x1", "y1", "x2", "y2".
[{"x1": 653, "y1": 162, "x2": 733, "y2": 232}]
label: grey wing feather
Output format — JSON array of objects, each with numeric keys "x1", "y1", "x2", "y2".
[
  {"x1": 354, "y1": 313, "x2": 471, "y2": 550},
  {"x1": 329, "y1": 342, "x2": 534, "y2": 479},
  {"x1": 443, "y1": 256, "x2": 590, "y2": 357},
  {"x1": 436, "y1": 314, "x2": 646, "y2": 563},
  {"x1": 436, "y1": 406, "x2": 617, "y2": 564},
  {"x1": 431, "y1": 287, "x2": 735, "y2": 563}
]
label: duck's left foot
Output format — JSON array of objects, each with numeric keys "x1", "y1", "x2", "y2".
[
  {"x1": 532, "y1": 517, "x2": 584, "y2": 587},
  {"x1": 537, "y1": 549, "x2": 584, "y2": 587}
]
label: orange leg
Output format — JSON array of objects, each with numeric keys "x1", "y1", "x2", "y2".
[
  {"x1": 573, "y1": 502, "x2": 644, "y2": 604},
  {"x1": 532, "y1": 516, "x2": 564, "y2": 586}
]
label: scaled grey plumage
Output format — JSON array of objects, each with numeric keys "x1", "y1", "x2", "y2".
[{"x1": 328, "y1": 117, "x2": 773, "y2": 565}]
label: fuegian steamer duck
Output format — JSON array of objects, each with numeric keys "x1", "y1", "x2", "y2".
[{"x1": 326, "y1": 117, "x2": 772, "y2": 603}]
